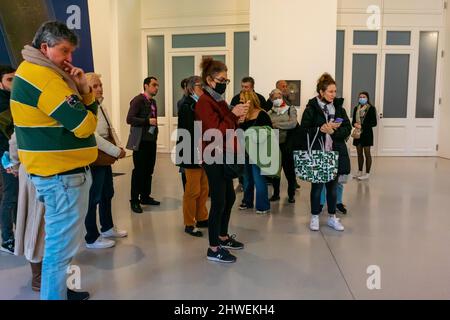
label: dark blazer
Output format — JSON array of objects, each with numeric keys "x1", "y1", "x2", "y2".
[
  {"x1": 126, "y1": 94, "x2": 159, "y2": 151},
  {"x1": 352, "y1": 104, "x2": 377, "y2": 147},
  {"x1": 176, "y1": 96, "x2": 201, "y2": 169},
  {"x1": 300, "y1": 97, "x2": 352, "y2": 175}
]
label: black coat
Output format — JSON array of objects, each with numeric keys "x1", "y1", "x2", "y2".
[
  {"x1": 352, "y1": 105, "x2": 377, "y2": 147},
  {"x1": 176, "y1": 96, "x2": 201, "y2": 169},
  {"x1": 299, "y1": 97, "x2": 352, "y2": 175}
]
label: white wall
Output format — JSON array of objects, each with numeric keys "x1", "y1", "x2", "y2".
[
  {"x1": 140, "y1": 0, "x2": 249, "y2": 29},
  {"x1": 88, "y1": 0, "x2": 141, "y2": 148},
  {"x1": 439, "y1": 9, "x2": 450, "y2": 159},
  {"x1": 249, "y1": 0, "x2": 338, "y2": 111}
]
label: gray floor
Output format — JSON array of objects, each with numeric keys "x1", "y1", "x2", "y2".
[{"x1": 1, "y1": 155, "x2": 450, "y2": 300}]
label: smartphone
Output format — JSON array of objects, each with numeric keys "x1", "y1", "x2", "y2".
[{"x1": 335, "y1": 118, "x2": 344, "y2": 123}]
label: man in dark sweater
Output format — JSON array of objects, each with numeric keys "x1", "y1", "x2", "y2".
[
  {"x1": 230, "y1": 77, "x2": 270, "y2": 111},
  {"x1": 126, "y1": 77, "x2": 161, "y2": 213},
  {"x1": 0, "y1": 65, "x2": 18, "y2": 254}
]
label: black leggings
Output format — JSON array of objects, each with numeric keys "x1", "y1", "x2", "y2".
[
  {"x1": 203, "y1": 164, "x2": 236, "y2": 247},
  {"x1": 356, "y1": 145, "x2": 372, "y2": 173}
]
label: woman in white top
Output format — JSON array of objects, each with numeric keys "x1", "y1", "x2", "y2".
[{"x1": 85, "y1": 73, "x2": 127, "y2": 249}]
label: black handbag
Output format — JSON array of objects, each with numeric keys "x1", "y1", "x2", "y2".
[{"x1": 223, "y1": 150, "x2": 244, "y2": 179}]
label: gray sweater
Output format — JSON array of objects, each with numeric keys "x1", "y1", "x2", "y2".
[{"x1": 268, "y1": 106, "x2": 298, "y2": 144}]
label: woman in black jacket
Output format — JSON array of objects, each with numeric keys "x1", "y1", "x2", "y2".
[
  {"x1": 352, "y1": 91, "x2": 377, "y2": 180},
  {"x1": 176, "y1": 76, "x2": 209, "y2": 238},
  {"x1": 300, "y1": 73, "x2": 351, "y2": 232}
]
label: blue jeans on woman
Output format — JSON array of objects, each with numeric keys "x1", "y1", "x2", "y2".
[
  {"x1": 30, "y1": 170, "x2": 92, "y2": 300},
  {"x1": 321, "y1": 181, "x2": 344, "y2": 206},
  {"x1": 242, "y1": 163, "x2": 270, "y2": 211}
]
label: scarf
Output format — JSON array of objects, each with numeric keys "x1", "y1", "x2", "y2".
[
  {"x1": 21, "y1": 45, "x2": 81, "y2": 97},
  {"x1": 204, "y1": 85, "x2": 227, "y2": 105},
  {"x1": 355, "y1": 104, "x2": 369, "y2": 124},
  {"x1": 273, "y1": 103, "x2": 290, "y2": 116},
  {"x1": 317, "y1": 97, "x2": 334, "y2": 152}
]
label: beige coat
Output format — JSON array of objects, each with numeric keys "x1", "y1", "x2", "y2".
[{"x1": 10, "y1": 133, "x2": 45, "y2": 263}]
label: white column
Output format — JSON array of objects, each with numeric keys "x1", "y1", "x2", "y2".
[
  {"x1": 88, "y1": 0, "x2": 142, "y2": 148},
  {"x1": 249, "y1": 0, "x2": 338, "y2": 111},
  {"x1": 438, "y1": 9, "x2": 450, "y2": 159}
]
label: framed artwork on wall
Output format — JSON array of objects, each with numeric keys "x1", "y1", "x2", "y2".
[{"x1": 286, "y1": 80, "x2": 301, "y2": 107}]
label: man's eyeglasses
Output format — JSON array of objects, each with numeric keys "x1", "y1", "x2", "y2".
[{"x1": 214, "y1": 78, "x2": 231, "y2": 85}]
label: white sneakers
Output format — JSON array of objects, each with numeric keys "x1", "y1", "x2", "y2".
[
  {"x1": 327, "y1": 216, "x2": 345, "y2": 231},
  {"x1": 101, "y1": 228, "x2": 128, "y2": 238},
  {"x1": 354, "y1": 171, "x2": 370, "y2": 180},
  {"x1": 310, "y1": 215, "x2": 344, "y2": 232},
  {"x1": 86, "y1": 228, "x2": 128, "y2": 249},
  {"x1": 358, "y1": 173, "x2": 370, "y2": 180},
  {"x1": 310, "y1": 215, "x2": 320, "y2": 231},
  {"x1": 86, "y1": 237, "x2": 116, "y2": 249},
  {"x1": 354, "y1": 171, "x2": 363, "y2": 178}
]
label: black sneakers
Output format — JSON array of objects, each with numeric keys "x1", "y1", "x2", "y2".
[
  {"x1": 239, "y1": 203, "x2": 253, "y2": 210},
  {"x1": 140, "y1": 197, "x2": 161, "y2": 206},
  {"x1": 269, "y1": 195, "x2": 280, "y2": 202},
  {"x1": 0, "y1": 239, "x2": 14, "y2": 255},
  {"x1": 207, "y1": 247, "x2": 236, "y2": 263},
  {"x1": 196, "y1": 220, "x2": 209, "y2": 228},
  {"x1": 67, "y1": 289, "x2": 90, "y2": 300},
  {"x1": 288, "y1": 197, "x2": 296, "y2": 203},
  {"x1": 130, "y1": 201, "x2": 143, "y2": 214},
  {"x1": 219, "y1": 234, "x2": 244, "y2": 250},
  {"x1": 337, "y1": 203, "x2": 348, "y2": 214},
  {"x1": 185, "y1": 226, "x2": 203, "y2": 237}
]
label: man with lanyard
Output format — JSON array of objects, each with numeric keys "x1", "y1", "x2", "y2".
[{"x1": 126, "y1": 77, "x2": 161, "y2": 214}]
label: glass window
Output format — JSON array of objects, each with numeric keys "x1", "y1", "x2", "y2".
[
  {"x1": 233, "y1": 32, "x2": 250, "y2": 96},
  {"x1": 383, "y1": 54, "x2": 410, "y2": 118},
  {"x1": 335, "y1": 31, "x2": 345, "y2": 98},
  {"x1": 172, "y1": 33, "x2": 226, "y2": 48},
  {"x1": 386, "y1": 31, "x2": 411, "y2": 46},
  {"x1": 172, "y1": 56, "x2": 195, "y2": 117},
  {"x1": 416, "y1": 32, "x2": 439, "y2": 118},
  {"x1": 147, "y1": 36, "x2": 165, "y2": 117},
  {"x1": 351, "y1": 54, "x2": 377, "y2": 113},
  {"x1": 353, "y1": 31, "x2": 378, "y2": 45}
]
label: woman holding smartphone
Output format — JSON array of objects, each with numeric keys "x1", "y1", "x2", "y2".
[{"x1": 300, "y1": 73, "x2": 351, "y2": 232}]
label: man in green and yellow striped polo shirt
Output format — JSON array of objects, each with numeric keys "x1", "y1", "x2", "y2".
[{"x1": 10, "y1": 21, "x2": 98, "y2": 301}]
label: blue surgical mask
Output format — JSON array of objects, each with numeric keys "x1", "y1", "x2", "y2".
[
  {"x1": 191, "y1": 93, "x2": 200, "y2": 102},
  {"x1": 359, "y1": 98, "x2": 368, "y2": 105}
]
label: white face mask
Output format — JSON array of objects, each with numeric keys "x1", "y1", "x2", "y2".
[{"x1": 273, "y1": 98, "x2": 283, "y2": 107}]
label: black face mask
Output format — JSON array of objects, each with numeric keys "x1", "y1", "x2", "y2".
[{"x1": 213, "y1": 82, "x2": 227, "y2": 95}]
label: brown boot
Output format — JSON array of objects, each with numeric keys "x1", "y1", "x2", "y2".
[{"x1": 30, "y1": 262, "x2": 42, "y2": 292}]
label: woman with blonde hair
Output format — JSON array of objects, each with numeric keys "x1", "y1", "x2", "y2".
[{"x1": 238, "y1": 91, "x2": 272, "y2": 214}]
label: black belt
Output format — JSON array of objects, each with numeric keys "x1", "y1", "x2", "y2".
[
  {"x1": 31, "y1": 166, "x2": 90, "y2": 178},
  {"x1": 59, "y1": 166, "x2": 90, "y2": 176}
]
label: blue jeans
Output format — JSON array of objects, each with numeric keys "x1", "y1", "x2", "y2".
[
  {"x1": 0, "y1": 165, "x2": 18, "y2": 242},
  {"x1": 321, "y1": 182, "x2": 344, "y2": 206},
  {"x1": 243, "y1": 164, "x2": 270, "y2": 211},
  {"x1": 30, "y1": 170, "x2": 92, "y2": 300}
]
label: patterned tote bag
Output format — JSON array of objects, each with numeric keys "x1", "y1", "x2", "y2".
[{"x1": 293, "y1": 128, "x2": 338, "y2": 184}]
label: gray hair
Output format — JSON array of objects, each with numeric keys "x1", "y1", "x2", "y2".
[
  {"x1": 270, "y1": 88, "x2": 282, "y2": 99},
  {"x1": 186, "y1": 76, "x2": 203, "y2": 94},
  {"x1": 32, "y1": 21, "x2": 78, "y2": 49}
]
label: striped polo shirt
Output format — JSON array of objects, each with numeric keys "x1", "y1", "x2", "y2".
[{"x1": 10, "y1": 61, "x2": 98, "y2": 176}]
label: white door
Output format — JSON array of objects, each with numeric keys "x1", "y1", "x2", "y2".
[
  {"x1": 377, "y1": 31, "x2": 441, "y2": 156},
  {"x1": 345, "y1": 29, "x2": 441, "y2": 157}
]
